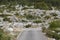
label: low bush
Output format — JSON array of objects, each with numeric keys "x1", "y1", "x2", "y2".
[
  {"x1": 0, "y1": 29, "x2": 11, "y2": 40},
  {"x1": 24, "y1": 24, "x2": 31, "y2": 28},
  {"x1": 33, "y1": 20, "x2": 42, "y2": 23}
]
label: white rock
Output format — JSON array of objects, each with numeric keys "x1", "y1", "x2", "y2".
[{"x1": 7, "y1": 28, "x2": 13, "y2": 32}]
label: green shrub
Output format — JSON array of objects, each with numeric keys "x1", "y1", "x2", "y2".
[
  {"x1": 50, "y1": 13, "x2": 58, "y2": 16},
  {"x1": 14, "y1": 13, "x2": 19, "y2": 16},
  {"x1": 44, "y1": 16, "x2": 51, "y2": 19},
  {"x1": 34, "y1": 2, "x2": 50, "y2": 10},
  {"x1": 45, "y1": 20, "x2": 60, "y2": 40},
  {"x1": 33, "y1": 20, "x2": 42, "y2": 23},
  {"x1": 42, "y1": 27, "x2": 46, "y2": 32},
  {"x1": 21, "y1": 20, "x2": 27, "y2": 22},
  {"x1": 0, "y1": 14, "x2": 11, "y2": 17},
  {"x1": 24, "y1": 14, "x2": 36, "y2": 20},
  {"x1": 46, "y1": 30, "x2": 60, "y2": 40},
  {"x1": 48, "y1": 20, "x2": 60, "y2": 30},
  {"x1": 24, "y1": 24, "x2": 31, "y2": 28},
  {"x1": 3, "y1": 17, "x2": 11, "y2": 22}
]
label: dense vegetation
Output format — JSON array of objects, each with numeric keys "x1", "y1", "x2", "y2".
[
  {"x1": 0, "y1": 0, "x2": 60, "y2": 9},
  {"x1": 49, "y1": 20, "x2": 60, "y2": 30},
  {"x1": 47, "y1": 20, "x2": 60, "y2": 40},
  {"x1": 42, "y1": 20, "x2": 60, "y2": 40}
]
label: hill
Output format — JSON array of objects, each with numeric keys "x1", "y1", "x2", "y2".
[{"x1": 0, "y1": 0, "x2": 60, "y2": 10}]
